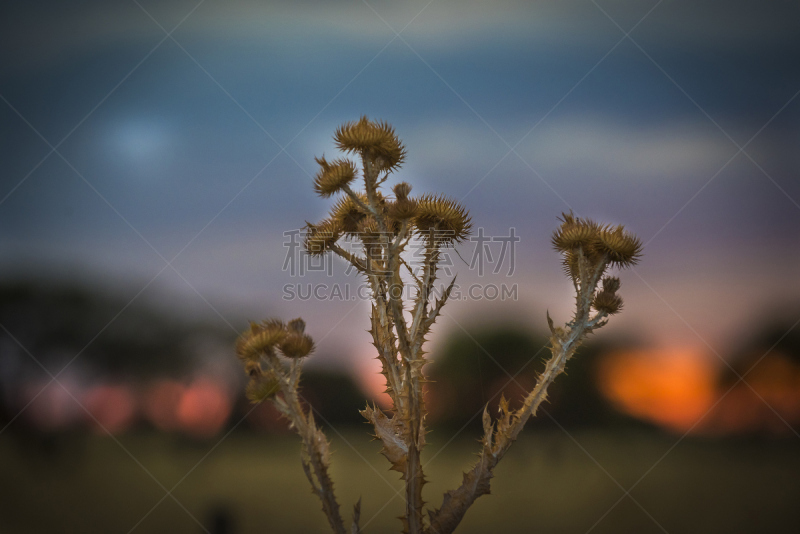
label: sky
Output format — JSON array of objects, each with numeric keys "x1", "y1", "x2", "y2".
[{"x1": 2, "y1": 0, "x2": 799, "y2": 374}]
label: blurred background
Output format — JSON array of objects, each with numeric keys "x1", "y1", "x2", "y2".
[{"x1": 1, "y1": 0, "x2": 799, "y2": 532}]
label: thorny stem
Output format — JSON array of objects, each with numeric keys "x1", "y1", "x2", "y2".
[
  {"x1": 264, "y1": 355, "x2": 347, "y2": 534},
  {"x1": 239, "y1": 119, "x2": 639, "y2": 534},
  {"x1": 427, "y1": 254, "x2": 611, "y2": 534},
  {"x1": 359, "y1": 160, "x2": 428, "y2": 533}
]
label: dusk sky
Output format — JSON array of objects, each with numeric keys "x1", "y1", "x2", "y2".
[{"x1": 2, "y1": 0, "x2": 799, "y2": 373}]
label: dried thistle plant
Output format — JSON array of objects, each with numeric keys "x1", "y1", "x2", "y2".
[{"x1": 234, "y1": 117, "x2": 642, "y2": 533}]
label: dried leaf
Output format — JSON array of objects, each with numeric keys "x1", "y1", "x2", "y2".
[{"x1": 361, "y1": 404, "x2": 408, "y2": 473}]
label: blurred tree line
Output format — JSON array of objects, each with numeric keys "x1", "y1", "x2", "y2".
[
  {"x1": 426, "y1": 324, "x2": 631, "y2": 431},
  {"x1": 4, "y1": 279, "x2": 796, "y2": 437}
]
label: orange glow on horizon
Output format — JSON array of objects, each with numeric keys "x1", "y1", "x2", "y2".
[
  {"x1": 706, "y1": 352, "x2": 800, "y2": 435},
  {"x1": 357, "y1": 355, "x2": 393, "y2": 409},
  {"x1": 144, "y1": 378, "x2": 233, "y2": 438},
  {"x1": 598, "y1": 348, "x2": 717, "y2": 432}
]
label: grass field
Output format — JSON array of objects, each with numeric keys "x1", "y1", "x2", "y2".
[{"x1": 1, "y1": 427, "x2": 798, "y2": 533}]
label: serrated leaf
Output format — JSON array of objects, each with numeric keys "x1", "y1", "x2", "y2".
[
  {"x1": 482, "y1": 405, "x2": 493, "y2": 450},
  {"x1": 361, "y1": 404, "x2": 407, "y2": 473}
]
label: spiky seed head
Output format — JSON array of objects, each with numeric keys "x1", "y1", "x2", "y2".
[
  {"x1": 280, "y1": 333, "x2": 315, "y2": 358},
  {"x1": 561, "y1": 251, "x2": 580, "y2": 281},
  {"x1": 261, "y1": 318, "x2": 285, "y2": 330},
  {"x1": 287, "y1": 317, "x2": 306, "y2": 334},
  {"x1": 596, "y1": 226, "x2": 642, "y2": 268},
  {"x1": 304, "y1": 219, "x2": 342, "y2": 256},
  {"x1": 333, "y1": 116, "x2": 406, "y2": 172},
  {"x1": 354, "y1": 215, "x2": 384, "y2": 243},
  {"x1": 236, "y1": 321, "x2": 287, "y2": 361},
  {"x1": 414, "y1": 194, "x2": 472, "y2": 244},
  {"x1": 244, "y1": 360, "x2": 262, "y2": 377},
  {"x1": 552, "y1": 222, "x2": 599, "y2": 253},
  {"x1": 602, "y1": 276, "x2": 621, "y2": 293},
  {"x1": 246, "y1": 371, "x2": 281, "y2": 403},
  {"x1": 331, "y1": 194, "x2": 369, "y2": 234},
  {"x1": 593, "y1": 290, "x2": 623, "y2": 314},
  {"x1": 313, "y1": 156, "x2": 357, "y2": 197},
  {"x1": 393, "y1": 182, "x2": 412, "y2": 200},
  {"x1": 387, "y1": 198, "x2": 418, "y2": 221}
]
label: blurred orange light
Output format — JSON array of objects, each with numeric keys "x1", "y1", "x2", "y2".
[
  {"x1": 707, "y1": 352, "x2": 800, "y2": 435},
  {"x1": 175, "y1": 378, "x2": 232, "y2": 438},
  {"x1": 598, "y1": 348, "x2": 716, "y2": 433}
]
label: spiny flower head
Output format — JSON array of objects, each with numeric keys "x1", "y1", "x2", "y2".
[
  {"x1": 304, "y1": 219, "x2": 342, "y2": 256},
  {"x1": 236, "y1": 317, "x2": 315, "y2": 363},
  {"x1": 246, "y1": 369, "x2": 281, "y2": 403},
  {"x1": 595, "y1": 225, "x2": 642, "y2": 268},
  {"x1": 280, "y1": 317, "x2": 314, "y2": 358},
  {"x1": 334, "y1": 116, "x2": 406, "y2": 173},
  {"x1": 592, "y1": 276, "x2": 623, "y2": 314},
  {"x1": 386, "y1": 182, "x2": 418, "y2": 221},
  {"x1": 313, "y1": 156, "x2": 357, "y2": 197},
  {"x1": 551, "y1": 212, "x2": 599, "y2": 253},
  {"x1": 236, "y1": 320, "x2": 287, "y2": 361},
  {"x1": 331, "y1": 193, "x2": 370, "y2": 234},
  {"x1": 414, "y1": 194, "x2": 472, "y2": 245},
  {"x1": 387, "y1": 198, "x2": 418, "y2": 221},
  {"x1": 393, "y1": 182, "x2": 412, "y2": 200},
  {"x1": 552, "y1": 212, "x2": 642, "y2": 275}
]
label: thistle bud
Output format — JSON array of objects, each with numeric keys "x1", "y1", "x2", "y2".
[
  {"x1": 602, "y1": 276, "x2": 621, "y2": 293},
  {"x1": 304, "y1": 219, "x2": 341, "y2": 256},
  {"x1": 246, "y1": 371, "x2": 281, "y2": 403},
  {"x1": 393, "y1": 182, "x2": 412, "y2": 200},
  {"x1": 592, "y1": 290, "x2": 623, "y2": 315},
  {"x1": 280, "y1": 333, "x2": 315, "y2": 358},
  {"x1": 287, "y1": 317, "x2": 306, "y2": 334}
]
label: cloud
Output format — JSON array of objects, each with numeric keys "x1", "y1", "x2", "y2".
[
  {"x1": 521, "y1": 116, "x2": 737, "y2": 179},
  {"x1": 404, "y1": 115, "x2": 737, "y2": 186},
  {"x1": 5, "y1": 0, "x2": 798, "y2": 72}
]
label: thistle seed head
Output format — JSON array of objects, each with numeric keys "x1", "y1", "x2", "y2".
[
  {"x1": 386, "y1": 198, "x2": 418, "y2": 221},
  {"x1": 552, "y1": 212, "x2": 642, "y2": 279},
  {"x1": 551, "y1": 212, "x2": 599, "y2": 253},
  {"x1": 393, "y1": 182, "x2": 412, "y2": 200},
  {"x1": 287, "y1": 317, "x2": 306, "y2": 334},
  {"x1": 304, "y1": 219, "x2": 342, "y2": 256},
  {"x1": 592, "y1": 290, "x2": 623, "y2": 314},
  {"x1": 414, "y1": 194, "x2": 472, "y2": 245},
  {"x1": 333, "y1": 116, "x2": 406, "y2": 172},
  {"x1": 596, "y1": 226, "x2": 642, "y2": 268},
  {"x1": 313, "y1": 156, "x2": 357, "y2": 197},
  {"x1": 602, "y1": 276, "x2": 621, "y2": 293},
  {"x1": 245, "y1": 370, "x2": 281, "y2": 403},
  {"x1": 280, "y1": 332, "x2": 315, "y2": 358},
  {"x1": 236, "y1": 321, "x2": 287, "y2": 361},
  {"x1": 331, "y1": 194, "x2": 370, "y2": 234}
]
